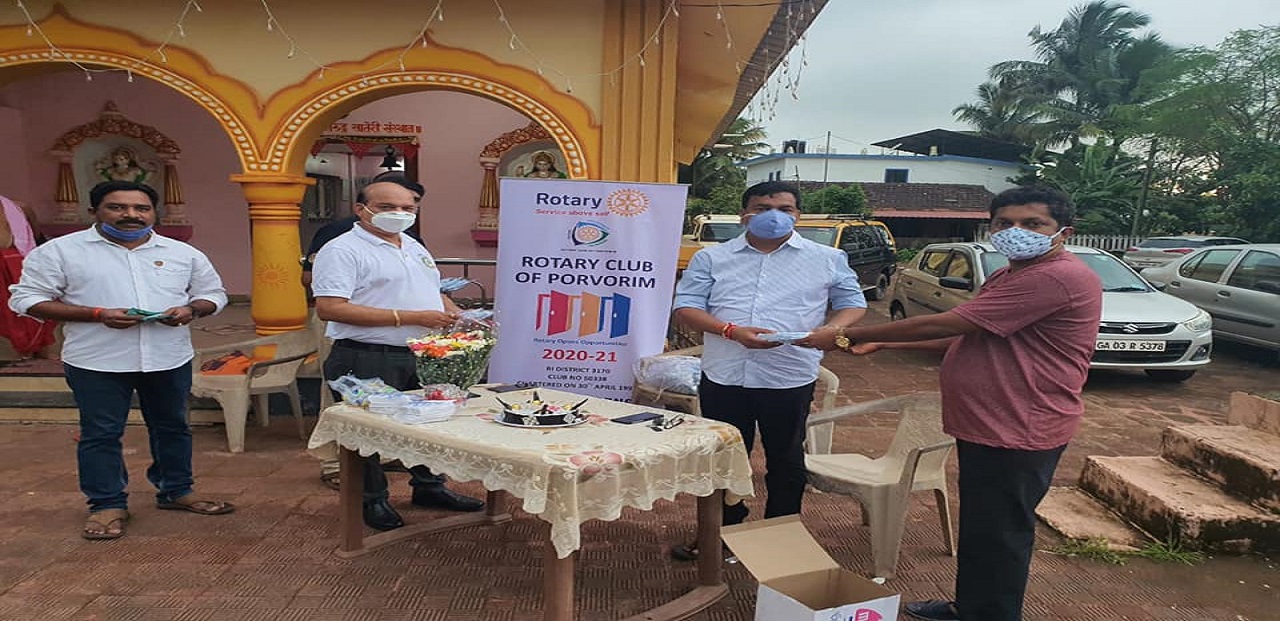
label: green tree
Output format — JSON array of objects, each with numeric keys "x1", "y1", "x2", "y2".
[
  {"x1": 1034, "y1": 140, "x2": 1143, "y2": 234},
  {"x1": 802, "y1": 184, "x2": 869, "y2": 216},
  {"x1": 971, "y1": 1, "x2": 1174, "y2": 150},
  {"x1": 952, "y1": 80, "x2": 1042, "y2": 144},
  {"x1": 682, "y1": 117, "x2": 768, "y2": 199}
]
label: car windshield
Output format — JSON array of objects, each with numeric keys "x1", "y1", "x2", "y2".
[
  {"x1": 700, "y1": 222, "x2": 744, "y2": 242},
  {"x1": 1139, "y1": 238, "x2": 1206, "y2": 249},
  {"x1": 794, "y1": 227, "x2": 837, "y2": 246},
  {"x1": 978, "y1": 250, "x2": 1150, "y2": 292}
]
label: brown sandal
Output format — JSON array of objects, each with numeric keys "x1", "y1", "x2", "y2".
[
  {"x1": 156, "y1": 494, "x2": 235, "y2": 515},
  {"x1": 320, "y1": 471, "x2": 341, "y2": 491},
  {"x1": 83, "y1": 509, "x2": 130, "y2": 540}
]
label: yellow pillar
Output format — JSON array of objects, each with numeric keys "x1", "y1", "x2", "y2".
[
  {"x1": 230, "y1": 174, "x2": 313, "y2": 335},
  {"x1": 601, "y1": 0, "x2": 678, "y2": 182}
]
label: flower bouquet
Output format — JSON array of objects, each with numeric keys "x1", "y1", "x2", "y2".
[{"x1": 407, "y1": 314, "x2": 497, "y2": 389}]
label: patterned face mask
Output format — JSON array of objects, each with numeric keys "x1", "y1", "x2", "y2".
[{"x1": 990, "y1": 226, "x2": 1064, "y2": 260}]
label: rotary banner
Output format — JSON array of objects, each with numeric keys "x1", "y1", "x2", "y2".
[{"x1": 488, "y1": 179, "x2": 688, "y2": 401}]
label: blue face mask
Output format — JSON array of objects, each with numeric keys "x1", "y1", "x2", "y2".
[
  {"x1": 100, "y1": 222, "x2": 154, "y2": 242},
  {"x1": 746, "y1": 209, "x2": 796, "y2": 239}
]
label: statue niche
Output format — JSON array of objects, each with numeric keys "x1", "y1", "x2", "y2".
[
  {"x1": 46, "y1": 101, "x2": 190, "y2": 240},
  {"x1": 472, "y1": 122, "x2": 566, "y2": 246}
]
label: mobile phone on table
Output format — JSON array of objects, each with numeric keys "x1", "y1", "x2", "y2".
[
  {"x1": 612, "y1": 411, "x2": 665, "y2": 425},
  {"x1": 487, "y1": 384, "x2": 532, "y2": 393}
]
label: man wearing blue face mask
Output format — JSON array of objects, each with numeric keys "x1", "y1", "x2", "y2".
[
  {"x1": 802, "y1": 186, "x2": 1103, "y2": 621},
  {"x1": 669, "y1": 181, "x2": 867, "y2": 561},
  {"x1": 312, "y1": 181, "x2": 484, "y2": 530},
  {"x1": 9, "y1": 180, "x2": 234, "y2": 540}
]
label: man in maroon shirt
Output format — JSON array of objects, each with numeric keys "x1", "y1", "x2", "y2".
[{"x1": 802, "y1": 186, "x2": 1102, "y2": 621}]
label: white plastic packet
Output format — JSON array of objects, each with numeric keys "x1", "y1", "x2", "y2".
[{"x1": 632, "y1": 355, "x2": 701, "y2": 395}]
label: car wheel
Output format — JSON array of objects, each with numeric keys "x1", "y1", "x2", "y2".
[
  {"x1": 1145, "y1": 369, "x2": 1196, "y2": 382},
  {"x1": 867, "y1": 274, "x2": 888, "y2": 301},
  {"x1": 890, "y1": 302, "x2": 906, "y2": 322}
]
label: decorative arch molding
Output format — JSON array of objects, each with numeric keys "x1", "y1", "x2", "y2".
[
  {"x1": 470, "y1": 121, "x2": 563, "y2": 245},
  {"x1": 0, "y1": 9, "x2": 261, "y2": 166},
  {"x1": 272, "y1": 71, "x2": 590, "y2": 179},
  {"x1": 51, "y1": 100, "x2": 181, "y2": 154},
  {"x1": 479, "y1": 122, "x2": 554, "y2": 159}
]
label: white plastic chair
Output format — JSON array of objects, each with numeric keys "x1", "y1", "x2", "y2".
[
  {"x1": 190, "y1": 317, "x2": 322, "y2": 453},
  {"x1": 630, "y1": 344, "x2": 840, "y2": 453},
  {"x1": 804, "y1": 392, "x2": 956, "y2": 579}
]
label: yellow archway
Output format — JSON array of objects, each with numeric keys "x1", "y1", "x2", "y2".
[{"x1": 0, "y1": 8, "x2": 262, "y2": 168}]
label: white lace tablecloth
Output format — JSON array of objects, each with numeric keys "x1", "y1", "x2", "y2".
[{"x1": 308, "y1": 386, "x2": 754, "y2": 558}]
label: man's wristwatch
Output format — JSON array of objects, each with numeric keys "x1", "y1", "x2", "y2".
[{"x1": 834, "y1": 327, "x2": 854, "y2": 352}]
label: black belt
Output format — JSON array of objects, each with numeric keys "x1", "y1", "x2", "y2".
[{"x1": 334, "y1": 339, "x2": 411, "y2": 353}]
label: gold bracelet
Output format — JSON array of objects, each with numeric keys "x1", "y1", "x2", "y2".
[{"x1": 392, "y1": 309, "x2": 402, "y2": 327}]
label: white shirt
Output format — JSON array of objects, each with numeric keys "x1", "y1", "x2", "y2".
[
  {"x1": 8, "y1": 227, "x2": 228, "y2": 372},
  {"x1": 673, "y1": 233, "x2": 865, "y2": 389},
  {"x1": 311, "y1": 224, "x2": 444, "y2": 346}
]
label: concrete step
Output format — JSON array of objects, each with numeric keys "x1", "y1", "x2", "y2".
[
  {"x1": 1080, "y1": 456, "x2": 1280, "y2": 554},
  {"x1": 1035, "y1": 486, "x2": 1152, "y2": 551},
  {"x1": 1161, "y1": 424, "x2": 1280, "y2": 514}
]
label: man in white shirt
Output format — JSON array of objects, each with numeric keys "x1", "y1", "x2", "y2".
[
  {"x1": 8, "y1": 180, "x2": 233, "y2": 540},
  {"x1": 669, "y1": 181, "x2": 868, "y2": 561},
  {"x1": 312, "y1": 181, "x2": 484, "y2": 531}
]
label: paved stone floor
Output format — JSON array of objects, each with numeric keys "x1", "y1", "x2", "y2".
[{"x1": 0, "y1": 302, "x2": 1277, "y2": 620}]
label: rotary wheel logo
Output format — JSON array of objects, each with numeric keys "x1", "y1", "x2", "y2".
[{"x1": 606, "y1": 188, "x2": 650, "y2": 217}]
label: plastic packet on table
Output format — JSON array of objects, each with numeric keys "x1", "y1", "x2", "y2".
[
  {"x1": 327, "y1": 374, "x2": 400, "y2": 407},
  {"x1": 632, "y1": 354, "x2": 701, "y2": 395},
  {"x1": 367, "y1": 393, "x2": 457, "y2": 424},
  {"x1": 421, "y1": 383, "x2": 469, "y2": 404}
]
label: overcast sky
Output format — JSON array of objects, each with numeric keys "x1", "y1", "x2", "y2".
[{"x1": 752, "y1": 0, "x2": 1280, "y2": 153}]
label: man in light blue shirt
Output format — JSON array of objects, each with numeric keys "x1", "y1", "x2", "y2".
[{"x1": 670, "y1": 181, "x2": 866, "y2": 561}]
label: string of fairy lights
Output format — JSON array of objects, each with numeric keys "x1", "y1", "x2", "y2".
[{"x1": 9, "y1": 0, "x2": 815, "y2": 121}]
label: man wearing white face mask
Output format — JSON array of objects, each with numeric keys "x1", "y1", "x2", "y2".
[
  {"x1": 312, "y1": 181, "x2": 484, "y2": 531},
  {"x1": 669, "y1": 181, "x2": 867, "y2": 561},
  {"x1": 802, "y1": 186, "x2": 1103, "y2": 621}
]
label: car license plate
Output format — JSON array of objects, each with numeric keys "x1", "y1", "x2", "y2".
[{"x1": 1095, "y1": 340, "x2": 1166, "y2": 352}]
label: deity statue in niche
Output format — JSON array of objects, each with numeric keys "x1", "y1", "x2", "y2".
[
  {"x1": 523, "y1": 151, "x2": 567, "y2": 179},
  {"x1": 96, "y1": 146, "x2": 151, "y2": 183}
]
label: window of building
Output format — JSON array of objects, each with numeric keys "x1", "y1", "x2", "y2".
[{"x1": 884, "y1": 168, "x2": 909, "y2": 183}]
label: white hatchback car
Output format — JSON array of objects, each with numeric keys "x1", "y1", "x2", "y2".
[{"x1": 889, "y1": 243, "x2": 1214, "y2": 382}]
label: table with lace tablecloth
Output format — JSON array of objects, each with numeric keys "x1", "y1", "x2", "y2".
[{"x1": 307, "y1": 385, "x2": 753, "y2": 621}]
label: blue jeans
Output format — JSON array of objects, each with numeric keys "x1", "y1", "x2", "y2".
[{"x1": 64, "y1": 362, "x2": 195, "y2": 512}]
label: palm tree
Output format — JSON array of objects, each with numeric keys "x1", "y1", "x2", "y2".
[
  {"x1": 981, "y1": 1, "x2": 1173, "y2": 149},
  {"x1": 952, "y1": 80, "x2": 1042, "y2": 144},
  {"x1": 684, "y1": 117, "x2": 769, "y2": 198}
]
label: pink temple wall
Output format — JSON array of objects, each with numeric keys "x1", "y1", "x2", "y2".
[
  {"x1": 0, "y1": 73, "x2": 536, "y2": 297},
  {"x1": 0, "y1": 70, "x2": 251, "y2": 293},
  {"x1": 313, "y1": 91, "x2": 535, "y2": 293}
]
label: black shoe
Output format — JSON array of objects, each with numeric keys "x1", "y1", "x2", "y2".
[
  {"x1": 904, "y1": 600, "x2": 960, "y2": 621},
  {"x1": 362, "y1": 498, "x2": 404, "y2": 531},
  {"x1": 669, "y1": 541, "x2": 734, "y2": 562},
  {"x1": 411, "y1": 487, "x2": 484, "y2": 512}
]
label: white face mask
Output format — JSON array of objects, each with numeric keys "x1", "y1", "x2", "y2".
[
  {"x1": 990, "y1": 226, "x2": 1065, "y2": 260},
  {"x1": 365, "y1": 207, "x2": 416, "y2": 234}
]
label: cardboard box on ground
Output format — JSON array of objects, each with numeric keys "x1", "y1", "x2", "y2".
[{"x1": 723, "y1": 516, "x2": 900, "y2": 621}]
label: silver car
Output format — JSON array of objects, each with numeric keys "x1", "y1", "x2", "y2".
[
  {"x1": 889, "y1": 243, "x2": 1214, "y2": 382},
  {"x1": 1140, "y1": 244, "x2": 1280, "y2": 353},
  {"x1": 1122, "y1": 235, "x2": 1250, "y2": 271}
]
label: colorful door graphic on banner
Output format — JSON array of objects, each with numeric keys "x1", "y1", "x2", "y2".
[{"x1": 489, "y1": 179, "x2": 687, "y2": 401}]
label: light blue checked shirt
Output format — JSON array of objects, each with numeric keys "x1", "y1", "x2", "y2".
[{"x1": 673, "y1": 233, "x2": 865, "y2": 389}]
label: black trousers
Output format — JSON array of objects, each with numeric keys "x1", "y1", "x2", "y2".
[
  {"x1": 954, "y1": 439, "x2": 1066, "y2": 621},
  {"x1": 323, "y1": 342, "x2": 445, "y2": 502},
  {"x1": 698, "y1": 374, "x2": 815, "y2": 525}
]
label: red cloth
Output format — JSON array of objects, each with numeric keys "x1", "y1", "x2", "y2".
[
  {"x1": 0, "y1": 247, "x2": 56, "y2": 356},
  {"x1": 940, "y1": 251, "x2": 1103, "y2": 450}
]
